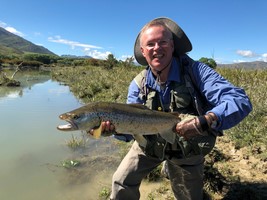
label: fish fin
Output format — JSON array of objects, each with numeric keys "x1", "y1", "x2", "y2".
[
  {"x1": 133, "y1": 134, "x2": 147, "y2": 147},
  {"x1": 159, "y1": 130, "x2": 176, "y2": 144},
  {"x1": 169, "y1": 112, "x2": 182, "y2": 119},
  {"x1": 128, "y1": 104, "x2": 149, "y2": 110},
  {"x1": 92, "y1": 123, "x2": 102, "y2": 139}
]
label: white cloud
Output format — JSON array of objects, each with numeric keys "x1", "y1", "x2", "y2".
[
  {"x1": 235, "y1": 50, "x2": 267, "y2": 62},
  {"x1": 48, "y1": 35, "x2": 111, "y2": 59},
  {"x1": 85, "y1": 49, "x2": 112, "y2": 60},
  {"x1": 233, "y1": 59, "x2": 247, "y2": 63},
  {"x1": 0, "y1": 21, "x2": 25, "y2": 37},
  {"x1": 236, "y1": 50, "x2": 257, "y2": 57},
  {"x1": 48, "y1": 35, "x2": 102, "y2": 50},
  {"x1": 261, "y1": 53, "x2": 267, "y2": 62},
  {"x1": 5, "y1": 27, "x2": 25, "y2": 37}
]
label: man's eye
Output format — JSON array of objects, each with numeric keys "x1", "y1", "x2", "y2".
[
  {"x1": 159, "y1": 40, "x2": 168, "y2": 46},
  {"x1": 147, "y1": 43, "x2": 155, "y2": 47}
]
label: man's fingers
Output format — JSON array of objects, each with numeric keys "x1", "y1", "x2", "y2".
[
  {"x1": 89, "y1": 121, "x2": 115, "y2": 137},
  {"x1": 175, "y1": 117, "x2": 201, "y2": 140},
  {"x1": 102, "y1": 121, "x2": 109, "y2": 131}
]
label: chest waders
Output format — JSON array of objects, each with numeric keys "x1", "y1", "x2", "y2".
[{"x1": 134, "y1": 55, "x2": 220, "y2": 160}]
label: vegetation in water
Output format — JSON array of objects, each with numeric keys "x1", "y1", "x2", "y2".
[
  {"x1": 65, "y1": 134, "x2": 88, "y2": 150},
  {"x1": 61, "y1": 159, "x2": 81, "y2": 169}
]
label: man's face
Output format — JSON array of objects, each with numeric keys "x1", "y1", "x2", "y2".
[{"x1": 140, "y1": 26, "x2": 174, "y2": 71}]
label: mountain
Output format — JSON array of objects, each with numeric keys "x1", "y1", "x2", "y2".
[
  {"x1": 61, "y1": 54, "x2": 92, "y2": 59},
  {"x1": 0, "y1": 27, "x2": 55, "y2": 55},
  {"x1": 218, "y1": 61, "x2": 267, "y2": 69}
]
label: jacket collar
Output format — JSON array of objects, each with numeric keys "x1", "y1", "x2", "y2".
[{"x1": 145, "y1": 58, "x2": 181, "y2": 91}]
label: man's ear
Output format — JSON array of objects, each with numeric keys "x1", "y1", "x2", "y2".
[{"x1": 141, "y1": 47, "x2": 146, "y2": 57}]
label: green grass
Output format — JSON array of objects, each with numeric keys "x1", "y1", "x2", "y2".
[
  {"x1": 52, "y1": 65, "x2": 144, "y2": 103},
  {"x1": 217, "y1": 68, "x2": 267, "y2": 160},
  {"x1": 65, "y1": 134, "x2": 87, "y2": 150},
  {"x1": 98, "y1": 187, "x2": 111, "y2": 200}
]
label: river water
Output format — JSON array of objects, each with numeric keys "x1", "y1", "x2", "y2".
[{"x1": 0, "y1": 71, "x2": 121, "y2": 200}]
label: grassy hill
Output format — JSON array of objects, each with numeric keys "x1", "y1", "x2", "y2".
[
  {"x1": 218, "y1": 61, "x2": 267, "y2": 69},
  {"x1": 0, "y1": 27, "x2": 55, "y2": 56},
  {"x1": 0, "y1": 44, "x2": 24, "y2": 55}
]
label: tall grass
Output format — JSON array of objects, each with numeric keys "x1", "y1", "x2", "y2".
[
  {"x1": 217, "y1": 68, "x2": 267, "y2": 159},
  {"x1": 52, "y1": 65, "x2": 144, "y2": 103}
]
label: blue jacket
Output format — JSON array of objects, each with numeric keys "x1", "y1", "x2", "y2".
[{"x1": 127, "y1": 58, "x2": 252, "y2": 131}]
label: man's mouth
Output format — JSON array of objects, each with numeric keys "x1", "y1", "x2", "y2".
[{"x1": 153, "y1": 54, "x2": 164, "y2": 58}]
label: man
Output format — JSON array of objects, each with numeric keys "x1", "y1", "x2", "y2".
[{"x1": 98, "y1": 17, "x2": 252, "y2": 200}]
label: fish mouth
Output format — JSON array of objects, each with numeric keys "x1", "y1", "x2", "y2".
[{"x1": 57, "y1": 120, "x2": 78, "y2": 131}]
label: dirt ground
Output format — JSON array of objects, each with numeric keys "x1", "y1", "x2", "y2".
[{"x1": 139, "y1": 135, "x2": 267, "y2": 200}]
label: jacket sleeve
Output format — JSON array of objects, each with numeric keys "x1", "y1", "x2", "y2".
[
  {"x1": 126, "y1": 80, "x2": 144, "y2": 104},
  {"x1": 192, "y1": 62, "x2": 252, "y2": 130}
]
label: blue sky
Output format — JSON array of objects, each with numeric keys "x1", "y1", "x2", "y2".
[{"x1": 0, "y1": 0, "x2": 266, "y2": 64}]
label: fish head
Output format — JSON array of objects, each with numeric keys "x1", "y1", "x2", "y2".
[{"x1": 57, "y1": 110, "x2": 101, "y2": 133}]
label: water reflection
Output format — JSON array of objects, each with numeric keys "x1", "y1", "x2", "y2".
[
  {"x1": 0, "y1": 70, "x2": 50, "y2": 98},
  {"x1": 0, "y1": 71, "x2": 121, "y2": 200}
]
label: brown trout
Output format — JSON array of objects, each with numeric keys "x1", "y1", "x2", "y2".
[{"x1": 57, "y1": 102, "x2": 180, "y2": 145}]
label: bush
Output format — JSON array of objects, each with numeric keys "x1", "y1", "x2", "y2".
[
  {"x1": 23, "y1": 53, "x2": 59, "y2": 64},
  {"x1": 199, "y1": 57, "x2": 217, "y2": 69}
]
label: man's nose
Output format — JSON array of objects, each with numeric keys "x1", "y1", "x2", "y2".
[{"x1": 153, "y1": 42, "x2": 161, "y2": 49}]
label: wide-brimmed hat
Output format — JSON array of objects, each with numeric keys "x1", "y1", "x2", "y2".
[{"x1": 134, "y1": 17, "x2": 192, "y2": 65}]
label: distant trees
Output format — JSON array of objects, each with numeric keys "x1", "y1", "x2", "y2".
[
  {"x1": 23, "y1": 53, "x2": 59, "y2": 64},
  {"x1": 120, "y1": 56, "x2": 135, "y2": 68},
  {"x1": 105, "y1": 54, "x2": 137, "y2": 69},
  {"x1": 199, "y1": 57, "x2": 217, "y2": 69},
  {"x1": 0, "y1": 52, "x2": 138, "y2": 69},
  {"x1": 104, "y1": 54, "x2": 118, "y2": 69}
]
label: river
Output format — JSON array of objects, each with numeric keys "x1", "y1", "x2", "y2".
[{"x1": 0, "y1": 71, "x2": 121, "y2": 200}]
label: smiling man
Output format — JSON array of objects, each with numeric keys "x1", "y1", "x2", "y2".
[{"x1": 97, "y1": 17, "x2": 252, "y2": 200}]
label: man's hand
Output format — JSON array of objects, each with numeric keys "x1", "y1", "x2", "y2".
[
  {"x1": 89, "y1": 121, "x2": 115, "y2": 137},
  {"x1": 175, "y1": 117, "x2": 203, "y2": 140},
  {"x1": 89, "y1": 121, "x2": 133, "y2": 142},
  {"x1": 175, "y1": 113, "x2": 218, "y2": 140}
]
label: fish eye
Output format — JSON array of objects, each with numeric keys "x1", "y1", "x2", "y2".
[{"x1": 73, "y1": 115, "x2": 79, "y2": 120}]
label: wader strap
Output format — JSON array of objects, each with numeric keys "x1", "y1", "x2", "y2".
[
  {"x1": 170, "y1": 89, "x2": 175, "y2": 112},
  {"x1": 134, "y1": 69, "x2": 148, "y2": 102}
]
